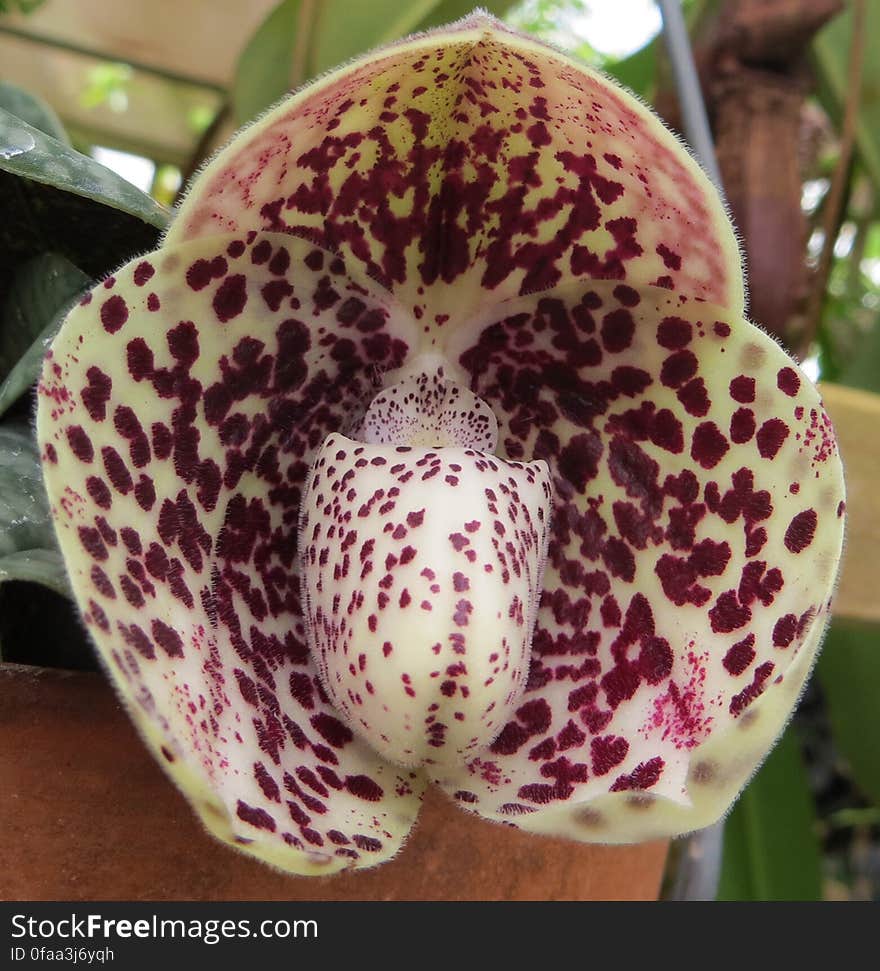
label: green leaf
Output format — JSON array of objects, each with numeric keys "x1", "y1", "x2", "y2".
[
  {"x1": 419, "y1": 0, "x2": 517, "y2": 30},
  {"x1": 818, "y1": 619, "x2": 880, "y2": 807},
  {"x1": 0, "y1": 0, "x2": 48, "y2": 12},
  {"x1": 837, "y1": 314, "x2": 880, "y2": 394},
  {"x1": 717, "y1": 726, "x2": 822, "y2": 900},
  {"x1": 232, "y1": 0, "x2": 303, "y2": 126},
  {"x1": 0, "y1": 107, "x2": 168, "y2": 230},
  {"x1": 812, "y1": 1, "x2": 880, "y2": 192},
  {"x1": 0, "y1": 549, "x2": 68, "y2": 597},
  {"x1": 0, "y1": 110, "x2": 162, "y2": 303},
  {"x1": 233, "y1": 0, "x2": 520, "y2": 126},
  {"x1": 0, "y1": 312, "x2": 80, "y2": 420},
  {"x1": 0, "y1": 252, "x2": 91, "y2": 389},
  {"x1": 0, "y1": 422, "x2": 55, "y2": 555},
  {"x1": 0, "y1": 423, "x2": 68, "y2": 603},
  {"x1": 311, "y1": 1, "x2": 443, "y2": 77},
  {"x1": 0, "y1": 81, "x2": 69, "y2": 144},
  {"x1": 605, "y1": 40, "x2": 657, "y2": 101}
]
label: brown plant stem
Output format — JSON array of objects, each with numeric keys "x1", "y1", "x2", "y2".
[{"x1": 291, "y1": 0, "x2": 319, "y2": 90}]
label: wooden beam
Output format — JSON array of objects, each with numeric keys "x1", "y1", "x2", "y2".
[
  {"x1": 820, "y1": 382, "x2": 880, "y2": 624},
  {"x1": 0, "y1": 0, "x2": 277, "y2": 88}
]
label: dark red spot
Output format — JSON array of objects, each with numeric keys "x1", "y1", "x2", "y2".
[
  {"x1": 730, "y1": 408, "x2": 756, "y2": 444},
  {"x1": 491, "y1": 698, "x2": 552, "y2": 755},
  {"x1": 310, "y1": 712, "x2": 353, "y2": 748},
  {"x1": 772, "y1": 614, "x2": 798, "y2": 647},
  {"x1": 85, "y1": 476, "x2": 112, "y2": 509},
  {"x1": 126, "y1": 338, "x2": 154, "y2": 381},
  {"x1": 133, "y1": 261, "x2": 155, "y2": 286},
  {"x1": 100, "y1": 295, "x2": 128, "y2": 333},
  {"x1": 167, "y1": 320, "x2": 199, "y2": 368},
  {"x1": 756, "y1": 419, "x2": 789, "y2": 459},
  {"x1": 289, "y1": 671, "x2": 314, "y2": 712},
  {"x1": 66, "y1": 425, "x2": 93, "y2": 463},
  {"x1": 784, "y1": 509, "x2": 817, "y2": 554},
  {"x1": 114, "y1": 406, "x2": 150, "y2": 467},
  {"x1": 81, "y1": 367, "x2": 112, "y2": 422},
  {"x1": 777, "y1": 367, "x2": 800, "y2": 396},
  {"x1": 709, "y1": 591, "x2": 751, "y2": 634},
  {"x1": 612, "y1": 366, "x2": 651, "y2": 396},
  {"x1": 90, "y1": 564, "x2": 115, "y2": 599},
  {"x1": 558, "y1": 433, "x2": 602, "y2": 492},
  {"x1": 352, "y1": 834, "x2": 382, "y2": 853},
  {"x1": 656, "y1": 316, "x2": 691, "y2": 349},
  {"x1": 186, "y1": 259, "x2": 213, "y2": 290},
  {"x1": 729, "y1": 376, "x2": 755, "y2": 403},
  {"x1": 120, "y1": 527, "x2": 141, "y2": 555},
  {"x1": 134, "y1": 475, "x2": 156, "y2": 511},
  {"x1": 610, "y1": 757, "x2": 664, "y2": 792},
  {"x1": 254, "y1": 763, "x2": 281, "y2": 802},
  {"x1": 656, "y1": 243, "x2": 682, "y2": 271},
  {"x1": 269, "y1": 247, "x2": 291, "y2": 275},
  {"x1": 102, "y1": 446, "x2": 132, "y2": 495},
  {"x1": 251, "y1": 240, "x2": 272, "y2": 264},
  {"x1": 729, "y1": 661, "x2": 774, "y2": 716},
  {"x1": 591, "y1": 735, "x2": 629, "y2": 776},
  {"x1": 94, "y1": 516, "x2": 116, "y2": 546},
  {"x1": 236, "y1": 801, "x2": 276, "y2": 832},
  {"x1": 660, "y1": 350, "x2": 698, "y2": 388},
  {"x1": 526, "y1": 120, "x2": 551, "y2": 147},
  {"x1": 602, "y1": 537, "x2": 635, "y2": 582},
  {"x1": 601, "y1": 308, "x2": 635, "y2": 352},
  {"x1": 346, "y1": 775, "x2": 383, "y2": 801},
  {"x1": 78, "y1": 526, "x2": 107, "y2": 561},
  {"x1": 213, "y1": 274, "x2": 247, "y2": 321},
  {"x1": 151, "y1": 619, "x2": 183, "y2": 657},
  {"x1": 677, "y1": 378, "x2": 710, "y2": 417},
  {"x1": 120, "y1": 623, "x2": 154, "y2": 659},
  {"x1": 651, "y1": 409, "x2": 684, "y2": 453},
  {"x1": 120, "y1": 576, "x2": 144, "y2": 608},
  {"x1": 261, "y1": 279, "x2": 294, "y2": 311},
  {"x1": 639, "y1": 637, "x2": 673, "y2": 684},
  {"x1": 691, "y1": 422, "x2": 729, "y2": 469},
  {"x1": 723, "y1": 634, "x2": 756, "y2": 675},
  {"x1": 274, "y1": 319, "x2": 310, "y2": 391},
  {"x1": 613, "y1": 285, "x2": 640, "y2": 307}
]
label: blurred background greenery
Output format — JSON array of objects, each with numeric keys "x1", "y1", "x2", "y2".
[{"x1": 0, "y1": 0, "x2": 877, "y2": 901}]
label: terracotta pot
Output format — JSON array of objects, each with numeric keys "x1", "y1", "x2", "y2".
[{"x1": 0, "y1": 663, "x2": 668, "y2": 900}]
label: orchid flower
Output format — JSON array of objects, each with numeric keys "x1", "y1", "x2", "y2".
[{"x1": 36, "y1": 14, "x2": 845, "y2": 876}]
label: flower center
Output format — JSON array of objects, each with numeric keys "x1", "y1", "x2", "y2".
[
  {"x1": 299, "y1": 365, "x2": 553, "y2": 767},
  {"x1": 357, "y1": 367, "x2": 498, "y2": 450}
]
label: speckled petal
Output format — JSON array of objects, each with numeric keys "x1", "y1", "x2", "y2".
[
  {"x1": 300, "y1": 433, "x2": 551, "y2": 767},
  {"x1": 36, "y1": 232, "x2": 428, "y2": 874},
  {"x1": 167, "y1": 13, "x2": 742, "y2": 323},
  {"x1": 356, "y1": 367, "x2": 499, "y2": 449},
  {"x1": 427, "y1": 280, "x2": 845, "y2": 840}
]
